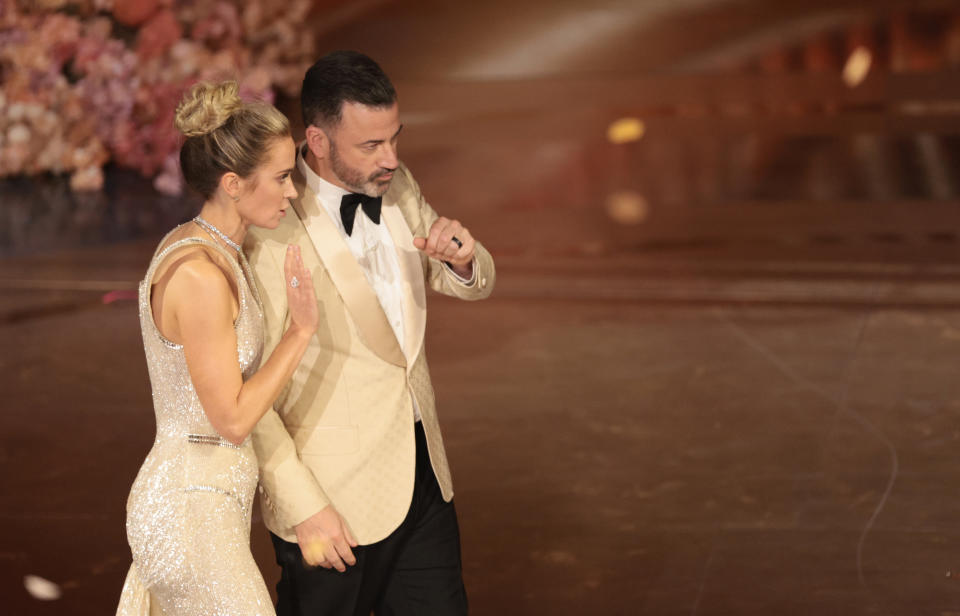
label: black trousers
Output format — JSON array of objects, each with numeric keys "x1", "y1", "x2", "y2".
[{"x1": 270, "y1": 422, "x2": 468, "y2": 616}]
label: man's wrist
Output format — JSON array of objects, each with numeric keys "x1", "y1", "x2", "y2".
[{"x1": 445, "y1": 259, "x2": 476, "y2": 284}]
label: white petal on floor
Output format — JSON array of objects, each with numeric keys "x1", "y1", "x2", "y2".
[{"x1": 24, "y1": 575, "x2": 62, "y2": 600}]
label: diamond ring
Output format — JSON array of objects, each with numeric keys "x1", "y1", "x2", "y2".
[{"x1": 290, "y1": 276, "x2": 300, "y2": 288}]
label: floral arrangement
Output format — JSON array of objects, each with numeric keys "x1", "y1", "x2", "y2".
[{"x1": 0, "y1": 0, "x2": 316, "y2": 194}]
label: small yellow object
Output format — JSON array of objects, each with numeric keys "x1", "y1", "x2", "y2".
[
  {"x1": 607, "y1": 117, "x2": 645, "y2": 144},
  {"x1": 842, "y1": 47, "x2": 872, "y2": 88},
  {"x1": 605, "y1": 191, "x2": 649, "y2": 225},
  {"x1": 304, "y1": 538, "x2": 328, "y2": 563}
]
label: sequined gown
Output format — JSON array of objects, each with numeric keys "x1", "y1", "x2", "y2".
[{"x1": 116, "y1": 236, "x2": 272, "y2": 615}]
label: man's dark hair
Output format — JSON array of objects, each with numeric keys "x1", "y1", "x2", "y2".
[{"x1": 301, "y1": 51, "x2": 397, "y2": 130}]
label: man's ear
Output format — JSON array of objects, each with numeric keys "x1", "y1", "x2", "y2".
[{"x1": 304, "y1": 125, "x2": 330, "y2": 160}]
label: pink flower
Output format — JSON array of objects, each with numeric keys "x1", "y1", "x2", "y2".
[
  {"x1": 153, "y1": 152, "x2": 184, "y2": 195},
  {"x1": 190, "y1": 1, "x2": 241, "y2": 50},
  {"x1": 70, "y1": 165, "x2": 105, "y2": 191},
  {"x1": 136, "y1": 9, "x2": 182, "y2": 59},
  {"x1": 112, "y1": 0, "x2": 160, "y2": 27}
]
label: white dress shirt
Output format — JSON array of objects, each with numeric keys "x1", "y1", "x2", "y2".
[
  {"x1": 300, "y1": 151, "x2": 465, "y2": 422},
  {"x1": 298, "y1": 153, "x2": 408, "y2": 354},
  {"x1": 297, "y1": 150, "x2": 477, "y2": 423}
]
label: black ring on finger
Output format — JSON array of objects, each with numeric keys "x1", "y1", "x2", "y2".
[{"x1": 451, "y1": 236, "x2": 463, "y2": 249}]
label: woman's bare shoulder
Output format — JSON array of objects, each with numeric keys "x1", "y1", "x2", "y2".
[{"x1": 152, "y1": 225, "x2": 235, "y2": 285}]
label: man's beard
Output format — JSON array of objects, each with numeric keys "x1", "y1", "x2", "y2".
[{"x1": 329, "y1": 139, "x2": 394, "y2": 197}]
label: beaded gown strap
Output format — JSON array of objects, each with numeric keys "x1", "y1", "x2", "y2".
[
  {"x1": 141, "y1": 237, "x2": 261, "y2": 339},
  {"x1": 189, "y1": 220, "x2": 263, "y2": 309},
  {"x1": 143, "y1": 237, "x2": 260, "y2": 306}
]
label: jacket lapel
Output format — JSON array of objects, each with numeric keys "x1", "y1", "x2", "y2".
[
  {"x1": 381, "y1": 200, "x2": 427, "y2": 371},
  {"x1": 293, "y1": 181, "x2": 406, "y2": 368}
]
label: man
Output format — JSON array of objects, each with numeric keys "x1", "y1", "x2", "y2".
[{"x1": 245, "y1": 50, "x2": 495, "y2": 615}]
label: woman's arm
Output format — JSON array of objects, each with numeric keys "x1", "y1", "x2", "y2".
[{"x1": 169, "y1": 245, "x2": 316, "y2": 445}]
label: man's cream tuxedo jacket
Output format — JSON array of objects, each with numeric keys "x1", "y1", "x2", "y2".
[{"x1": 245, "y1": 162, "x2": 495, "y2": 545}]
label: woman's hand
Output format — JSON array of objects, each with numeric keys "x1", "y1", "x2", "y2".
[{"x1": 284, "y1": 245, "x2": 318, "y2": 335}]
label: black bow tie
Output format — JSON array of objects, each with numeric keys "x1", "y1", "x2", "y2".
[{"x1": 339, "y1": 193, "x2": 382, "y2": 236}]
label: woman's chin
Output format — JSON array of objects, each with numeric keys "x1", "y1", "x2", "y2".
[{"x1": 256, "y1": 216, "x2": 283, "y2": 230}]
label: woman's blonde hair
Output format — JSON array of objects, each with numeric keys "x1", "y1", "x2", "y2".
[{"x1": 175, "y1": 81, "x2": 291, "y2": 199}]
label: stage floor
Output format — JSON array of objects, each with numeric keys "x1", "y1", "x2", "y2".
[{"x1": 3, "y1": 234, "x2": 960, "y2": 615}]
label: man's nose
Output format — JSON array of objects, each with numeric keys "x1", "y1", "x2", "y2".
[{"x1": 379, "y1": 143, "x2": 398, "y2": 170}]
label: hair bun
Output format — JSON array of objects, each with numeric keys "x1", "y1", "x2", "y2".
[{"x1": 174, "y1": 81, "x2": 244, "y2": 137}]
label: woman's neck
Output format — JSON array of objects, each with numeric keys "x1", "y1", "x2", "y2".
[{"x1": 196, "y1": 201, "x2": 247, "y2": 250}]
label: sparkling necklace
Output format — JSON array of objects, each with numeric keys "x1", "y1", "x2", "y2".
[{"x1": 193, "y1": 216, "x2": 241, "y2": 252}]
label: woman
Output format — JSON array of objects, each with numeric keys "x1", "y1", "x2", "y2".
[{"x1": 116, "y1": 81, "x2": 312, "y2": 615}]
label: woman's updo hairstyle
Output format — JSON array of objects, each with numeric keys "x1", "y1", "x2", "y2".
[{"x1": 175, "y1": 81, "x2": 291, "y2": 199}]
